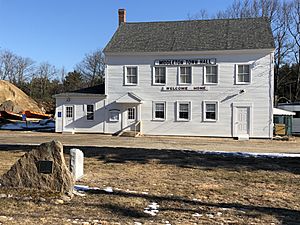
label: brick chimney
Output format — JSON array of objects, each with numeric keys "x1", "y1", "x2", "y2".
[{"x1": 118, "y1": 9, "x2": 126, "y2": 26}]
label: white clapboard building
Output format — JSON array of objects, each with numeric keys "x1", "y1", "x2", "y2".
[{"x1": 54, "y1": 9, "x2": 275, "y2": 139}]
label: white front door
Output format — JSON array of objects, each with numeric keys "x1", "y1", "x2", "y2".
[
  {"x1": 127, "y1": 107, "x2": 136, "y2": 130},
  {"x1": 236, "y1": 107, "x2": 250, "y2": 135},
  {"x1": 64, "y1": 105, "x2": 74, "y2": 129}
]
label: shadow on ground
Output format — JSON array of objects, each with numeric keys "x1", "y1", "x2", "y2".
[
  {"x1": 85, "y1": 189, "x2": 300, "y2": 225},
  {"x1": 63, "y1": 146, "x2": 300, "y2": 175},
  {"x1": 1, "y1": 144, "x2": 300, "y2": 175}
]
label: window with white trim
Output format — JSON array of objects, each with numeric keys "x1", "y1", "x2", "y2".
[
  {"x1": 236, "y1": 64, "x2": 250, "y2": 84},
  {"x1": 177, "y1": 102, "x2": 191, "y2": 121},
  {"x1": 205, "y1": 65, "x2": 218, "y2": 84},
  {"x1": 203, "y1": 101, "x2": 218, "y2": 121},
  {"x1": 153, "y1": 102, "x2": 166, "y2": 120},
  {"x1": 66, "y1": 106, "x2": 73, "y2": 118},
  {"x1": 109, "y1": 110, "x2": 120, "y2": 122},
  {"x1": 153, "y1": 67, "x2": 166, "y2": 85},
  {"x1": 128, "y1": 107, "x2": 136, "y2": 120},
  {"x1": 179, "y1": 67, "x2": 192, "y2": 84},
  {"x1": 86, "y1": 105, "x2": 94, "y2": 120},
  {"x1": 125, "y1": 66, "x2": 138, "y2": 85}
]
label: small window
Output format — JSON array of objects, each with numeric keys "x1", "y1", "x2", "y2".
[
  {"x1": 109, "y1": 110, "x2": 119, "y2": 122},
  {"x1": 203, "y1": 101, "x2": 218, "y2": 121},
  {"x1": 125, "y1": 66, "x2": 138, "y2": 85},
  {"x1": 177, "y1": 102, "x2": 191, "y2": 121},
  {"x1": 87, "y1": 105, "x2": 94, "y2": 120},
  {"x1": 205, "y1": 65, "x2": 218, "y2": 84},
  {"x1": 128, "y1": 107, "x2": 136, "y2": 120},
  {"x1": 153, "y1": 67, "x2": 166, "y2": 85},
  {"x1": 66, "y1": 106, "x2": 73, "y2": 118},
  {"x1": 236, "y1": 65, "x2": 250, "y2": 84},
  {"x1": 179, "y1": 67, "x2": 192, "y2": 84},
  {"x1": 153, "y1": 102, "x2": 166, "y2": 120}
]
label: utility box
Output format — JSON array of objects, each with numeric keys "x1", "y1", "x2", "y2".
[{"x1": 275, "y1": 123, "x2": 286, "y2": 135}]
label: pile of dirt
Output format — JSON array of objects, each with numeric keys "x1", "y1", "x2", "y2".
[
  {"x1": 0, "y1": 141, "x2": 74, "y2": 195},
  {"x1": 0, "y1": 80, "x2": 42, "y2": 113}
]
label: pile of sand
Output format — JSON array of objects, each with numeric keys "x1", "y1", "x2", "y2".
[{"x1": 0, "y1": 80, "x2": 42, "y2": 113}]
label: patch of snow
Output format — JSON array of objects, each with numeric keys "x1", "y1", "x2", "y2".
[
  {"x1": 74, "y1": 185, "x2": 90, "y2": 191},
  {"x1": 217, "y1": 212, "x2": 222, "y2": 216},
  {"x1": 103, "y1": 187, "x2": 113, "y2": 193},
  {"x1": 141, "y1": 192, "x2": 149, "y2": 195},
  {"x1": 134, "y1": 222, "x2": 142, "y2": 225},
  {"x1": 192, "y1": 213, "x2": 202, "y2": 217},
  {"x1": 196, "y1": 150, "x2": 300, "y2": 158},
  {"x1": 144, "y1": 202, "x2": 160, "y2": 216}
]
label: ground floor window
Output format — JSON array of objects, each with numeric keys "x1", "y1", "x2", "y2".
[
  {"x1": 153, "y1": 102, "x2": 166, "y2": 120},
  {"x1": 109, "y1": 110, "x2": 120, "y2": 122},
  {"x1": 203, "y1": 101, "x2": 218, "y2": 121},
  {"x1": 87, "y1": 105, "x2": 94, "y2": 120},
  {"x1": 66, "y1": 106, "x2": 73, "y2": 118},
  {"x1": 128, "y1": 107, "x2": 136, "y2": 120},
  {"x1": 177, "y1": 102, "x2": 191, "y2": 121}
]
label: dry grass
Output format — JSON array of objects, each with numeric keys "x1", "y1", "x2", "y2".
[{"x1": 0, "y1": 146, "x2": 300, "y2": 225}]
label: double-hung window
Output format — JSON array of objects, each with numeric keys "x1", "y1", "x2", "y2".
[
  {"x1": 179, "y1": 67, "x2": 192, "y2": 84},
  {"x1": 153, "y1": 67, "x2": 166, "y2": 85},
  {"x1": 203, "y1": 101, "x2": 218, "y2": 121},
  {"x1": 236, "y1": 64, "x2": 251, "y2": 84},
  {"x1": 125, "y1": 66, "x2": 138, "y2": 85},
  {"x1": 153, "y1": 102, "x2": 166, "y2": 120},
  {"x1": 205, "y1": 65, "x2": 218, "y2": 84},
  {"x1": 87, "y1": 105, "x2": 94, "y2": 120},
  {"x1": 177, "y1": 102, "x2": 191, "y2": 121}
]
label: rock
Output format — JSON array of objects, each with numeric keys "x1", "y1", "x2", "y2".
[
  {"x1": 0, "y1": 194, "x2": 7, "y2": 198},
  {"x1": 53, "y1": 199, "x2": 64, "y2": 205},
  {"x1": 0, "y1": 141, "x2": 74, "y2": 195}
]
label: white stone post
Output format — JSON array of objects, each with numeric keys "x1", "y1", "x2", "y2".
[{"x1": 70, "y1": 148, "x2": 84, "y2": 181}]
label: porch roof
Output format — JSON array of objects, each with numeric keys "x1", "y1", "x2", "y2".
[
  {"x1": 273, "y1": 108, "x2": 295, "y2": 116},
  {"x1": 115, "y1": 92, "x2": 143, "y2": 104}
]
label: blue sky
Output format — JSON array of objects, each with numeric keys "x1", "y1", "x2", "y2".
[{"x1": 0, "y1": 0, "x2": 234, "y2": 71}]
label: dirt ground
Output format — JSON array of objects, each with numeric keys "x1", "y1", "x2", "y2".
[
  {"x1": 0, "y1": 130, "x2": 299, "y2": 153},
  {"x1": 0, "y1": 144, "x2": 300, "y2": 225}
]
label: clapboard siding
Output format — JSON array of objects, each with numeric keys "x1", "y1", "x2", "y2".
[{"x1": 105, "y1": 49, "x2": 273, "y2": 138}]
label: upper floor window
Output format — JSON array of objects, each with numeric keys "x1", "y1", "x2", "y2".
[
  {"x1": 204, "y1": 65, "x2": 218, "y2": 84},
  {"x1": 125, "y1": 66, "x2": 138, "y2": 85},
  {"x1": 179, "y1": 67, "x2": 192, "y2": 84},
  {"x1": 153, "y1": 67, "x2": 166, "y2": 85},
  {"x1": 236, "y1": 64, "x2": 251, "y2": 84},
  {"x1": 87, "y1": 104, "x2": 94, "y2": 120}
]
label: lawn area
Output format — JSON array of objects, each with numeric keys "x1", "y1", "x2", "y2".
[{"x1": 0, "y1": 146, "x2": 300, "y2": 225}]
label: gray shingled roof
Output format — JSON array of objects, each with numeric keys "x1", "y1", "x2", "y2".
[{"x1": 104, "y1": 17, "x2": 274, "y2": 53}]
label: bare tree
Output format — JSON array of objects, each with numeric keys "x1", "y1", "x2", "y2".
[
  {"x1": 187, "y1": 9, "x2": 209, "y2": 20},
  {"x1": 287, "y1": 0, "x2": 300, "y2": 100},
  {"x1": 0, "y1": 50, "x2": 17, "y2": 82},
  {"x1": 15, "y1": 56, "x2": 34, "y2": 86},
  {"x1": 76, "y1": 49, "x2": 105, "y2": 86},
  {"x1": 0, "y1": 50, "x2": 34, "y2": 86}
]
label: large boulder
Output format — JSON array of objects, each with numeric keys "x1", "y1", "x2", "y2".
[
  {"x1": 0, "y1": 80, "x2": 43, "y2": 113},
  {"x1": 0, "y1": 141, "x2": 74, "y2": 195}
]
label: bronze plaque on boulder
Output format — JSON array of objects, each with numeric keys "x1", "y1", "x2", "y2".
[{"x1": 37, "y1": 160, "x2": 53, "y2": 174}]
